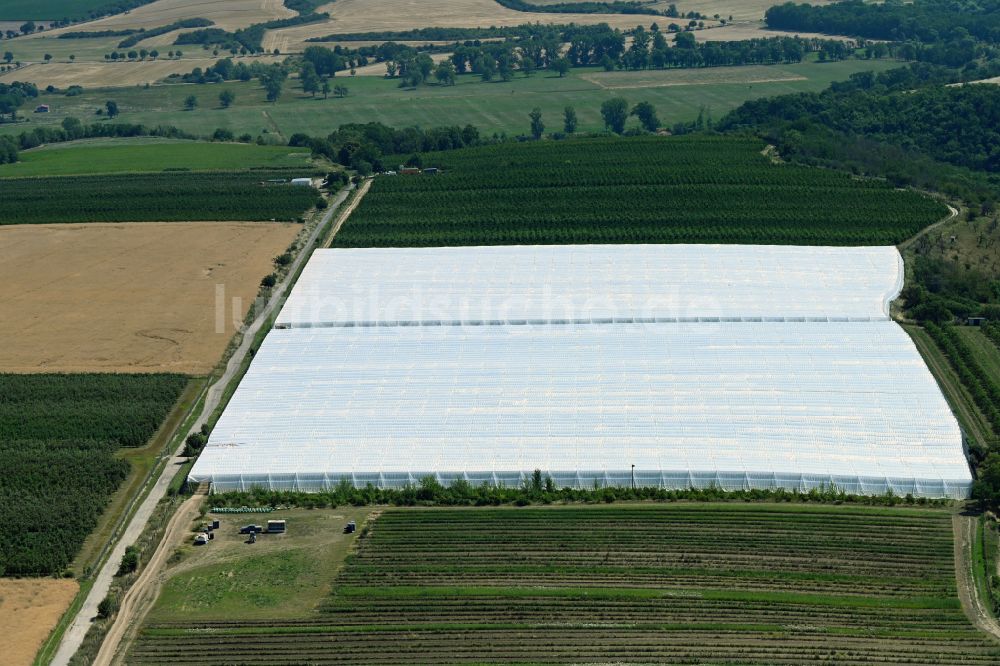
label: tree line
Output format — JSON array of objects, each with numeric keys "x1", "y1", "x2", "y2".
[
  {"x1": 378, "y1": 26, "x2": 861, "y2": 87},
  {"x1": 494, "y1": 0, "x2": 662, "y2": 15},
  {"x1": 290, "y1": 122, "x2": 487, "y2": 174},
  {"x1": 765, "y1": 0, "x2": 1000, "y2": 45},
  {"x1": 207, "y1": 473, "x2": 948, "y2": 510}
]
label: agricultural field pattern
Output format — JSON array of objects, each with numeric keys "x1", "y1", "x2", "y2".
[
  {"x1": 2, "y1": 0, "x2": 1000, "y2": 663},
  {"x1": 334, "y1": 136, "x2": 948, "y2": 247},
  {"x1": 132, "y1": 505, "x2": 1000, "y2": 665}
]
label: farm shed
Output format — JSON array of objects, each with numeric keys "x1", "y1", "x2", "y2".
[{"x1": 190, "y1": 244, "x2": 971, "y2": 498}]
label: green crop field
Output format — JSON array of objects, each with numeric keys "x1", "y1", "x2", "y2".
[
  {"x1": 332, "y1": 135, "x2": 948, "y2": 247},
  {"x1": 0, "y1": 374, "x2": 187, "y2": 576},
  {"x1": 131, "y1": 504, "x2": 1000, "y2": 664},
  {"x1": 0, "y1": 59, "x2": 899, "y2": 140},
  {"x1": 0, "y1": 0, "x2": 114, "y2": 20},
  {"x1": 0, "y1": 169, "x2": 320, "y2": 224},
  {"x1": 0, "y1": 139, "x2": 313, "y2": 177}
]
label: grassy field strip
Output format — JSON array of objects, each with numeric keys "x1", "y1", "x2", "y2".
[
  {"x1": 958, "y1": 326, "x2": 1000, "y2": 380},
  {"x1": 0, "y1": 141, "x2": 312, "y2": 177}
]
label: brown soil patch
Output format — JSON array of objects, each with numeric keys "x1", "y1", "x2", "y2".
[
  {"x1": 0, "y1": 56, "x2": 282, "y2": 88},
  {"x1": 0, "y1": 222, "x2": 300, "y2": 374},
  {"x1": 0, "y1": 578, "x2": 78, "y2": 666}
]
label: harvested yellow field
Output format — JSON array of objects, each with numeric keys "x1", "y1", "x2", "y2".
[
  {"x1": 37, "y1": 0, "x2": 293, "y2": 34},
  {"x1": 656, "y1": 0, "x2": 834, "y2": 22},
  {"x1": 0, "y1": 222, "x2": 300, "y2": 374},
  {"x1": 526, "y1": 0, "x2": 835, "y2": 22},
  {"x1": 581, "y1": 64, "x2": 805, "y2": 88},
  {"x1": 265, "y1": 0, "x2": 849, "y2": 52},
  {"x1": 0, "y1": 578, "x2": 78, "y2": 666},
  {"x1": 263, "y1": 0, "x2": 651, "y2": 52},
  {"x1": 692, "y1": 20, "x2": 853, "y2": 42},
  {"x1": 0, "y1": 56, "x2": 282, "y2": 88}
]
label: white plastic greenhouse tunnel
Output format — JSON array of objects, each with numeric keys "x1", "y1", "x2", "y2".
[{"x1": 190, "y1": 244, "x2": 972, "y2": 499}]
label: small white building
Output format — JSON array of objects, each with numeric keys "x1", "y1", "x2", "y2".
[{"x1": 290, "y1": 178, "x2": 312, "y2": 187}]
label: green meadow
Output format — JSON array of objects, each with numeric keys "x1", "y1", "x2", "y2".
[{"x1": 2, "y1": 58, "x2": 899, "y2": 140}]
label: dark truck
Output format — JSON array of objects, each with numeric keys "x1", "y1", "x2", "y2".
[{"x1": 239, "y1": 524, "x2": 264, "y2": 535}]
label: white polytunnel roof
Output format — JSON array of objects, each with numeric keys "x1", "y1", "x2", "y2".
[
  {"x1": 274, "y1": 245, "x2": 904, "y2": 327},
  {"x1": 191, "y1": 244, "x2": 970, "y2": 498}
]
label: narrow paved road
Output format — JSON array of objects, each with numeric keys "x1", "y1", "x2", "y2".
[{"x1": 51, "y1": 184, "x2": 355, "y2": 666}]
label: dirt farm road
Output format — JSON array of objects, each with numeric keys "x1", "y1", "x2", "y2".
[
  {"x1": 953, "y1": 513, "x2": 1000, "y2": 641},
  {"x1": 93, "y1": 485, "x2": 208, "y2": 666},
  {"x1": 51, "y1": 184, "x2": 357, "y2": 666}
]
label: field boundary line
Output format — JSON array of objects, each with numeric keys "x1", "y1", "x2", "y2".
[{"x1": 49, "y1": 184, "x2": 354, "y2": 666}]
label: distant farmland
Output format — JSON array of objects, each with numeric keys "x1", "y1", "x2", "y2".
[
  {"x1": 332, "y1": 136, "x2": 948, "y2": 247},
  {"x1": 132, "y1": 504, "x2": 1000, "y2": 664}
]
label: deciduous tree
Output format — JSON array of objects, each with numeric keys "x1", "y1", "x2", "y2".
[
  {"x1": 631, "y1": 101, "x2": 659, "y2": 132},
  {"x1": 600, "y1": 97, "x2": 628, "y2": 133},
  {"x1": 563, "y1": 106, "x2": 577, "y2": 134},
  {"x1": 529, "y1": 107, "x2": 544, "y2": 139}
]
